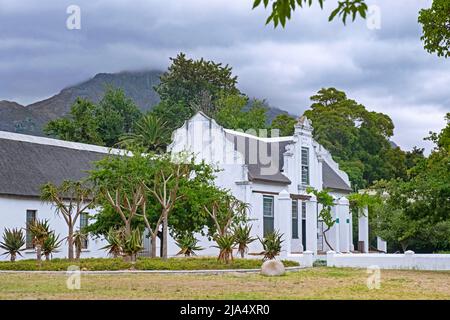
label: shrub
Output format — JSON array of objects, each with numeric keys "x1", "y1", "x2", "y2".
[
  {"x1": 101, "y1": 228, "x2": 125, "y2": 258},
  {"x1": 0, "y1": 228, "x2": 25, "y2": 262},
  {"x1": 233, "y1": 224, "x2": 256, "y2": 258},
  {"x1": 123, "y1": 228, "x2": 143, "y2": 265},
  {"x1": 214, "y1": 233, "x2": 235, "y2": 264},
  {"x1": 258, "y1": 230, "x2": 284, "y2": 261},
  {"x1": 175, "y1": 233, "x2": 203, "y2": 257},
  {"x1": 42, "y1": 233, "x2": 62, "y2": 261}
]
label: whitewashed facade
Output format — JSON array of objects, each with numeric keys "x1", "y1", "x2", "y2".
[{"x1": 0, "y1": 112, "x2": 365, "y2": 261}]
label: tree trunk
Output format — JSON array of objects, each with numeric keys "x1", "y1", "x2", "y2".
[
  {"x1": 68, "y1": 226, "x2": 74, "y2": 261},
  {"x1": 45, "y1": 253, "x2": 50, "y2": 261},
  {"x1": 323, "y1": 227, "x2": 334, "y2": 251},
  {"x1": 162, "y1": 212, "x2": 168, "y2": 260},
  {"x1": 36, "y1": 244, "x2": 42, "y2": 266},
  {"x1": 400, "y1": 241, "x2": 408, "y2": 253},
  {"x1": 11, "y1": 253, "x2": 16, "y2": 262},
  {"x1": 151, "y1": 233, "x2": 158, "y2": 258}
]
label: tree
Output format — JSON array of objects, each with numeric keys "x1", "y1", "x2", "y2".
[
  {"x1": 95, "y1": 87, "x2": 142, "y2": 147},
  {"x1": 306, "y1": 187, "x2": 335, "y2": 250},
  {"x1": 270, "y1": 113, "x2": 297, "y2": 136},
  {"x1": 303, "y1": 87, "x2": 406, "y2": 189},
  {"x1": 118, "y1": 113, "x2": 170, "y2": 153},
  {"x1": 215, "y1": 94, "x2": 268, "y2": 132},
  {"x1": 154, "y1": 53, "x2": 240, "y2": 129},
  {"x1": 252, "y1": 0, "x2": 368, "y2": 28},
  {"x1": 142, "y1": 153, "x2": 193, "y2": 260},
  {"x1": 44, "y1": 88, "x2": 142, "y2": 147},
  {"x1": 41, "y1": 181, "x2": 95, "y2": 260},
  {"x1": 91, "y1": 153, "x2": 149, "y2": 239},
  {"x1": 156, "y1": 52, "x2": 240, "y2": 108},
  {"x1": 418, "y1": 0, "x2": 450, "y2": 58},
  {"x1": 44, "y1": 98, "x2": 103, "y2": 145},
  {"x1": 42, "y1": 233, "x2": 62, "y2": 261}
]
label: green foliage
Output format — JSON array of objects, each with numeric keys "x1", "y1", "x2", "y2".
[
  {"x1": 156, "y1": 52, "x2": 239, "y2": 106},
  {"x1": 0, "y1": 257, "x2": 299, "y2": 271},
  {"x1": 73, "y1": 230, "x2": 87, "y2": 260},
  {"x1": 175, "y1": 233, "x2": 203, "y2": 257},
  {"x1": 0, "y1": 228, "x2": 25, "y2": 262},
  {"x1": 42, "y1": 233, "x2": 62, "y2": 261},
  {"x1": 118, "y1": 113, "x2": 169, "y2": 152},
  {"x1": 233, "y1": 224, "x2": 256, "y2": 258},
  {"x1": 123, "y1": 228, "x2": 144, "y2": 264},
  {"x1": 44, "y1": 98, "x2": 103, "y2": 145},
  {"x1": 304, "y1": 88, "x2": 406, "y2": 189},
  {"x1": 258, "y1": 230, "x2": 283, "y2": 261},
  {"x1": 418, "y1": 0, "x2": 450, "y2": 58},
  {"x1": 101, "y1": 228, "x2": 125, "y2": 258},
  {"x1": 213, "y1": 233, "x2": 236, "y2": 264},
  {"x1": 370, "y1": 114, "x2": 450, "y2": 252},
  {"x1": 28, "y1": 219, "x2": 51, "y2": 248},
  {"x1": 44, "y1": 88, "x2": 142, "y2": 147},
  {"x1": 215, "y1": 94, "x2": 268, "y2": 132},
  {"x1": 252, "y1": 0, "x2": 368, "y2": 28},
  {"x1": 270, "y1": 113, "x2": 297, "y2": 136},
  {"x1": 95, "y1": 87, "x2": 143, "y2": 147}
]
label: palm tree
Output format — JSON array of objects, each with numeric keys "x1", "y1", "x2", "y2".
[
  {"x1": 0, "y1": 228, "x2": 25, "y2": 262},
  {"x1": 42, "y1": 233, "x2": 62, "y2": 261},
  {"x1": 118, "y1": 113, "x2": 169, "y2": 152},
  {"x1": 28, "y1": 219, "x2": 51, "y2": 264}
]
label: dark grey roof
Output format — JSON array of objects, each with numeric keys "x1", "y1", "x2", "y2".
[
  {"x1": 225, "y1": 132, "x2": 292, "y2": 185},
  {"x1": 322, "y1": 161, "x2": 352, "y2": 193},
  {"x1": 0, "y1": 138, "x2": 108, "y2": 197}
]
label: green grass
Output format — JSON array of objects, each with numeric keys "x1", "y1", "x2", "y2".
[
  {"x1": 0, "y1": 257, "x2": 299, "y2": 271},
  {"x1": 0, "y1": 267, "x2": 449, "y2": 299}
]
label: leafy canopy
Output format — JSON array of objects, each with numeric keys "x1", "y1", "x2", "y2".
[{"x1": 418, "y1": 0, "x2": 450, "y2": 58}]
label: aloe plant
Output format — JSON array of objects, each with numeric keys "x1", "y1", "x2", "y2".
[
  {"x1": 175, "y1": 233, "x2": 203, "y2": 257},
  {"x1": 233, "y1": 224, "x2": 256, "y2": 258},
  {"x1": 213, "y1": 233, "x2": 235, "y2": 264},
  {"x1": 28, "y1": 219, "x2": 51, "y2": 264},
  {"x1": 123, "y1": 228, "x2": 144, "y2": 266},
  {"x1": 0, "y1": 228, "x2": 25, "y2": 262},
  {"x1": 101, "y1": 228, "x2": 125, "y2": 258},
  {"x1": 258, "y1": 230, "x2": 284, "y2": 261},
  {"x1": 42, "y1": 233, "x2": 62, "y2": 261}
]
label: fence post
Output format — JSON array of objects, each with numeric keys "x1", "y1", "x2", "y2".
[
  {"x1": 303, "y1": 250, "x2": 313, "y2": 268},
  {"x1": 327, "y1": 250, "x2": 336, "y2": 267},
  {"x1": 404, "y1": 250, "x2": 415, "y2": 269}
]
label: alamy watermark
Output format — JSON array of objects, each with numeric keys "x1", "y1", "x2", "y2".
[
  {"x1": 66, "y1": 5, "x2": 81, "y2": 30},
  {"x1": 66, "y1": 265, "x2": 81, "y2": 290},
  {"x1": 366, "y1": 265, "x2": 381, "y2": 290}
]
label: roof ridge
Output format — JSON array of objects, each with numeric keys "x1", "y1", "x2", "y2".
[{"x1": 0, "y1": 131, "x2": 124, "y2": 155}]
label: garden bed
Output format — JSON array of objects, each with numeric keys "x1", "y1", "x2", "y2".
[{"x1": 0, "y1": 257, "x2": 299, "y2": 271}]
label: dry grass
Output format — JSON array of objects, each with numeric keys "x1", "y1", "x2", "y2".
[{"x1": 0, "y1": 267, "x2": 449, "y2": 300}]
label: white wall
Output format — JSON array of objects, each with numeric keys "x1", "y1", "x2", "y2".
[
  {"x1": 327, "y1": 251, "x2": 450, "y2": 271},
  {"x1": 0, "y1": 195, "x2": 108, "y2": 261}
]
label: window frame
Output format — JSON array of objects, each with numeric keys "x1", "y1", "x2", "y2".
[
  {"x1": 25, "y1": 210, "x2": 37, "y2": 249},
  {"x1": 263, "y1": 195, "x2": 274, "y2": 237},
  {"x1": 301, "y1": 147, "x2": 310, "y2": 185},
  {"x1": 292, "y1": 199, "x2": 299, "y2": 239},
  {"x1": 79, "y1": 212, "x2": 89, "y2": 249}
]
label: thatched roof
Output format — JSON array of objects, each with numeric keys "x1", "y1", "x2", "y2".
[{"x1": 0, "y1": 132, "x2": 111, "y2": 198}]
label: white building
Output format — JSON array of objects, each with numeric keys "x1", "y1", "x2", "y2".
[{"x1": 0, "y1": 112, "x2": 370, "y2": 261}]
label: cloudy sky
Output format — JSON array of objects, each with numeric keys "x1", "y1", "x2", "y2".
[{"x1": 0, "y1": 0, "x2": 448, "y2": 152}]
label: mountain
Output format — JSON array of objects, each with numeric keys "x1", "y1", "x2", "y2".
[{"x1": 0, "y1": 70, "x2": 289, "y2": 136}]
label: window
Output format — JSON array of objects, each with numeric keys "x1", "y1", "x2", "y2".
[
  {"x1": 292, "y1": 200, "x2": 299, "y2": 239},
  {"x1": 301, "y1": 147, "x2": 309, "y2": 185},
  {"x1": 79, "y1": 213, "x2": 89, "y2": 249},
  {"x1": 301, "y1": 201, "x2": 307, "y2": 249},
  {"x1": 26, "y1": 210, "x2": 37, "y2": 249},
  {"x1": 263, "y1": 196, "x2": 274, "y2": 237},
  {"x1": 302, "y1": 201, "x2": 307, "y2": 220}
]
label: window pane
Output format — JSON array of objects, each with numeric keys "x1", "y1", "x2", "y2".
[
  {"x1": 292, "y1": 200, "x2": 298, "y2": 239},
  {"x1": 26, "y1": 210, "x2": 36, "y2": 249},
  {"x1": 263, "y1": 196, "x2": 274, "y2": 236},
  {"x1": 79, "y1": 213, "x2": 89, "y2": 249},
  {"x1": 302, "y1": 201, "x2": 307, "y2": 219},
  {"x1": 301, "y1": 147, "x2": 309, "y2": 185}
]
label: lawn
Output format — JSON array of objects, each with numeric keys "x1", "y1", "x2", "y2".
[
  {"x1": 1, "y1": 267, "x2": 449, "y2": 299},
  {"x1": 0, "y1": 257, "x2": 298, "y2": 271}
]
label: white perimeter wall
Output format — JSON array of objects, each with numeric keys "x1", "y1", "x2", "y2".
[{"x1": 327, "y1": 251, "x2": 450, "y2": 271}]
